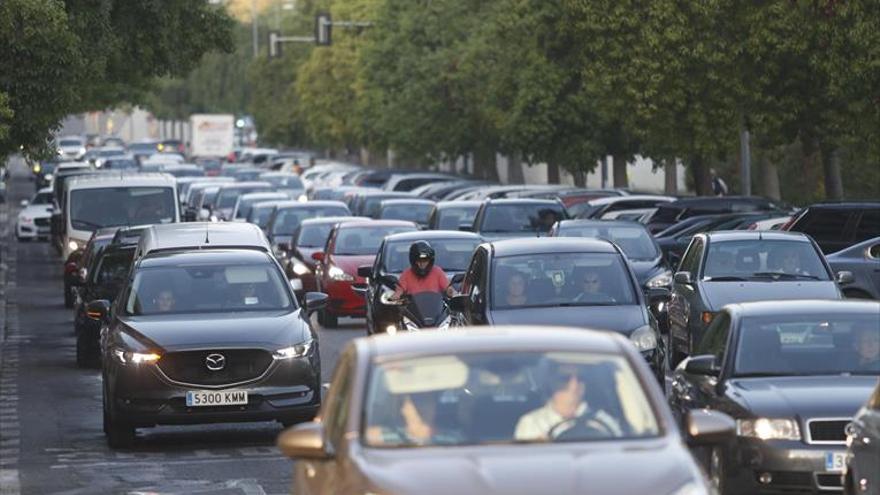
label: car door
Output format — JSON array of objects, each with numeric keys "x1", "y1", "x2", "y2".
[
  {"x1": 670, "y1": 312, "x2": 732, "y2": 419},
  {"x1": 458, "y1": 247, "x2": 488, "y2": 325},
  {"x1": 669, "y1": 237, "x2": 705, "y2": 359}
]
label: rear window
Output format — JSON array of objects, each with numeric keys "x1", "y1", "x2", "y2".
[
  {"x1": 94, "y1": 249, "x2": 135, "y2": 285},
  {"x1": 379, "y1": 203, "x2": 434, "y2": 224},
  {"x1": 296, "y1": 224, "x2": 337, "y2": 248},
  {"x1": 482, "y1": 204, "x2": 566, "y2": 233},
  {"x1": 59, "y1": 139, "x2": 82, "y2": 147},
  {"x1": 271, "y1": 206, "x2": 351, "y2": 235},
  {"x1": 70, "y1": 187, "x2": 176, "y2": 231},
  {"x1": 556, "y1": 224, "x2": 659, "y2": 260},
  {"x1": 436, "y1": 206, "x2": 479, "y2": 230},
  {"x1": 335, "y1": 225, "x2": 418, "y2": 255},
  {"x1": 217, "y1": 187, "x2": 271, "y2": 209},
  {"x1": 793, "y1": 209, "x2": 851, "y2": 244},
  {"x1": 855, "y1": 210, "x2": 880, "y2": 242}
]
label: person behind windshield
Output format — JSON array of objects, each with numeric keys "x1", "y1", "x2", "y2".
[
  {"x1": 572, "y1": 268, "x2": 615, "y2": 304},
  {"x1": 505, "y1": 272, "x2": 528, "y2": 306},
  {"x1": 392, "y1": 241, "x2": 454, "y2": 300},
  {"x1": 367, "y1": 392, "x2": 462, "y2": 446},
  {"x1": 852, "y1": 323, "x2": 880, "y2": 372},
  {"x1": 706, "y1": 251, "x2": 735, "y2": 276},
  {"x1": 768, "y1": 245, "x2": 806, "y2": 275},
  {"x1": 515, "y1": 363, "x2": 621, "y2": 441},
  {"x1": 154, "y1": 289, "x2": 175, "y2": 312}
]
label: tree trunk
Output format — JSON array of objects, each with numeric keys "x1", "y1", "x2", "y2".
[
  {"x1": 473, "y1": 146, "x2": 499, "y2": 182},
  {"x1": 507, "y1": 152, "x2": 525, "y2": 184},
  {"x1": 572, "y1": 169, "x2": 587, "y2": 187},
  {"x1": 547, "y1": 161, "x2": 560, "y2": 184},
  {"x1": 820, "y1": 145, "x2": 844, "y2": 200},
  {"x1": 691, "y1": 155, "x2": 712, "y2": 196},
  {"x1": 664, "y1": 159, "x2": 678, "y2": 195},
  {"x1": 612, "y1": 154, "x2": 628, "y2": 188},
  {"x1": 758, "y1": 154, "x2": 781, "y2": 200}
]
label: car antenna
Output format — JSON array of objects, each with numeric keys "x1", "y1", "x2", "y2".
[{"x1": 204, "y1": 225, "x2": 210, "y2": 245}]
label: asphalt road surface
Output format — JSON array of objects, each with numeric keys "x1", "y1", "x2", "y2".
[{"x1": 0, "y1": 158, "x2": 364, "y2": 495}]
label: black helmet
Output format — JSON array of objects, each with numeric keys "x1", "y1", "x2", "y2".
[{"x1": 409, "y1": 241, "x2": 435, "y2": 277}]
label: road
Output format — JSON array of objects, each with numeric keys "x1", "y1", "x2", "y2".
[{"x1": 0, "y1": 158, "x2": 364, "y2": 495}]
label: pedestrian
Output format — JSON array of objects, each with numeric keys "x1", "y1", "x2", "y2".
[{"x1": 710, "y1": 168, "x2": 728, "y2": 196}]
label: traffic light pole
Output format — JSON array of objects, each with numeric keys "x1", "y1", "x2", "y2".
[{"x1": 267, "y1": 13, "x2": 372, "y2": 57}]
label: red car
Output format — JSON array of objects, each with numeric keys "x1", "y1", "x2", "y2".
[
  {"x1": 285, "y1": 216, "x2": 368, "y2": 298},
  {"x1": 313, "y1": 220, "x2": 418, "y2": 327}
]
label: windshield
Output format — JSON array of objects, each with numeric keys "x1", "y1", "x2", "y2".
[
  {"x1": 126, "y1": 262, "x2": 294, "y2": 315},
  {"x1": 363, "y1": 351, "x2": 659, "y2": 448},
  {"x1": 93, "y1": 249, "x2": 134, "y2": 286},
  {"x1": 32, "y1": 191, "x2": 53, "y2": 205},
  {"x1": 335, "y1": 225, "x2": 418, "y2": 255},
  {"x1": 436, "y1": 206, "x2": 478, "y2": 230},
  {"x1": 217, "y1": 186, "x2": 271, "y2": 209},
  {"x1": 59, "y1": 139, "x2": 82, "y2": 147},
  {"x1": 734, "y1": 314, "x2": 880, "y2": 376},
  {"x1": 556, "y1": 224, "x2": 659, "y2": 260},
  {"x1": 235, "y1": 196, "x2": 284, "y2": 219},
  {"x1": 103, "y1": 159, "x2": 138, "y2": 170},
  {"x1": 247, "y1": 204, "x2": 279, "y2": 227},
  {"x1": 483, "y1": 204, "x2": 565, "y2": 233},
  {"x1": 703, "y1": 240, "x2": 829, "y2": 281},
  {"x1": 271, "y1": 206, "x2": 350, "y2": 235},
  {"x1": 70, "y1": 187, "x2": 175, "y2": 231},
  {"x1": 296, "y1": 224, "x2": 337, "y2": 248},
  {"x1": 384, "y1": 239, "x2": 480, "y2": 273},
  {"x1": 364, "y1": 196, "x2": 407, "y2": 218},
  {"x1": 492, "y1": 253, "x2": 637, "y2": 309},
  {"x1": 130, "y1": 142, "x2": 159, "y2": 153},
  {"x1": 380, "y1": 204, "x2": 433, "y2": 224}
]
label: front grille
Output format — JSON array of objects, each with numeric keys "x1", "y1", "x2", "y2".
[
  {"x1": 815, "y1": 473, "x2": 843, "y2": 489},
  {"x1": 34, "y1": 218, "x2": 50, "y2": 227},
  {"x1": 760, "y1": 471, "x2": 813, "y2": 488},
  {"x1": 808, "y1": 419, "x2": 849, "y2": 444},
  {"x1": 157, "y1": 349, "x2": 273, "y2": 387}
]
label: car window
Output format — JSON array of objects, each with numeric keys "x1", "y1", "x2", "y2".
[
  {"x1": 703, "y1": 240, "x2": 830, "y2": 281},
  {"x1": 217, "y1": 187, "x2": 271, "y2": 209},
  {"x1": 482, "y1": 204, "x2": 565, "y2": 233},
  {"x1": 70, "y1": 187, "x2": 175, "y2": 231},
  {"x1": 272, "y1": 207, "x2": 351, "y2": 235},
  {"x1": 296, "y1": 223, "x2": 337, "y2": 248},
  {"x1": 678, "y1": 238, "x2": 703, "y2": 274},
  {"x1": 855, "y1": 210, "x2": 880, "y2": 243},
  {"x1": 695, "y1": 313, "x2": 731, "y2": 360},
  {"x1": 33, "y1": 191, "x2": 53, "y2": 204},
  {"x1": 334, "y1": 225, "x2": 417, "y2": 255},
  {"x1": 795, "y1": 209, "x2": 851, "y2": 243},
  {"x1": 733, "y1": 313, "x2": 880, "y2": 377},
  {"x1": 556, "y1": 224, "x2": 659, "y2": 261},
  {"x1": 323, "y1": 350, "x2": 354, "y2": 446},
  {"x1": 436, "y1": 206, "x2": 479, "y2": 230},
  {"x1": 362, "y1": 351, "x2": 660, "y2": 447},
  {"x1": 383, "y1": 239, "x2": 480, "y2": 273},
  {"x1": 462, "y1": 247, "x2": 484, "y2": 297},
  {"x1": 94, "y1": 249, "x2": 135, "y2": 285},
  {"x1": 491, "y1": 253, "x2": 637, "y2": 309},
  {"x1": 379, "y1": 204, "x2": 433, "y2": 224}
]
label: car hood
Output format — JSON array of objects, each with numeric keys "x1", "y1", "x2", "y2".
[
  {"x1": 20, "y1": 205, "x2": 53, "y2": 218},
  {"x1": 121, "y1": 310, "x2": 309, "y2": 351},
  {"x1": 357, "y1": 440, "x2": 700, "y2": 495},
  {"x1": 489, "y1": 305, "x2": 647, "y2": 335},
  {"x1": 701, "y1": 281, "x2": 840, "y2": 310},
  {"x1": 726, "y1": 375, "x2": 879, "y2": 418},
  {"x1": 330, "y1": 254, "x2": 376, "y2": 280}
]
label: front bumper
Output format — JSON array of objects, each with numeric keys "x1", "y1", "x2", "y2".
[
  {"x1": 108, "y1": 349, "x2": 321, "y2": 427},
  {"x1": 727, "y1": 437, "x2": 846, "y2": 493},
  {"x1": 17, "y1": 222, "x2": 50, "y2": 239}
]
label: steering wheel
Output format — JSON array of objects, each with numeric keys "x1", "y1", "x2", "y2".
[{"x1": 548, "y1": 412, "x2": 615, "y2": 441}]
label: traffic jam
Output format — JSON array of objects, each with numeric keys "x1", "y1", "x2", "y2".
[{"x1": 4, "y1": 139, "x2": 880, "y2": 495}]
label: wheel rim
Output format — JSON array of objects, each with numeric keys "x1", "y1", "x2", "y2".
[{"x1": 710, "y1": 447, "x2": 723, "y2": 490}]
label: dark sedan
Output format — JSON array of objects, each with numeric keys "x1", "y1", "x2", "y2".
[
  {"x1": 466, "y1": 198, "x2": 568, "y2": 241},
  {"x1": 266, "y1": 200, "x2": 352, "y2": 248},
  {"x1": 668, "y1": 231, "x2": 846, "y2": 366},
  {"x1": 377, "y1": 198, "x2": 436, "y2": 228},
  {"x1": 93, "y1": 249, "x2": 327, "y2": 448},
  {"x1": 426, "y1": 201, "x2": 481, "y2": 230},
  {"x1": 448, "y1": 238, "x2": 668, "y2": 379},
  {"x1": 844, "y1": 380, "x2": 880, "y2": 495},
  {"x1": 360, "y1": 230, "x2": 482, "y2": 334},
  {"x1": 669, "y1": 300, "x2": 880, "y2": 494}
]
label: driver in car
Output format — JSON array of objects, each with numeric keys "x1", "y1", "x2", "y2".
[
  {"x1": 514, "y1": 363, "x2": 622, "y2": 441},
  {"x1": 572, "y1": 268, "x2": 616, "y2": 304},
  {"x1": 392, "y1": 241, "x2": 455, "y2": 300}
]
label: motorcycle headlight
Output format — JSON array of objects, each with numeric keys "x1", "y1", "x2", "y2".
[
  {"x1": 292, "y1": 261, "x2": 310, "y2": 275},
  {"x1": 273, "y1": 339, "x2": 314, "y2": 359},
  {"x1": 68, "y1": 240, "x2": 80, "y2": 251},
  {"x1": 328, "y1": 265, "x2": 354, "y2": 282},
  {"x1": 737, "y1": 418, "x2": 801, "y2": 441},
  {"x1": 112, "y1": 348, "x2": 161, "y2": 365},
  {"x1": 646, "y1": 270, "x2": 673, "y2": 289},
  {"x1": 629, "y1": 325, "x2": 658, "y2": 352}
]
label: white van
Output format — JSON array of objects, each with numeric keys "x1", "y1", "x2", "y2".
[{"x1": 63, "y1": 173, "x2": 179, "y2": 258}]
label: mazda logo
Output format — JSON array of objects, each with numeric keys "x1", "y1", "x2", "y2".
[{"x1": 205, "y1": 353, "x2": 226, "y2": 371}]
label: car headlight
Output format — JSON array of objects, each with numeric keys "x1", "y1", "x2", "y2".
[
  {"x1": 292, "y1": 261, "x2": 310, "y2": 275},
  {"x1": 629, "y1": 325, "x2": 658, "y2": 352},
  {"x1": 44, "y1": 173, "x2": 53, "y2": 181},
  {"x1": 737, "y1": 418, "x2": 801, "y2": 441},
  {"x1": 646, "y1": 270, "x2": 673, "y2": 289},
  {"x1": 667, "y1": 482, "x2": 708, "y2": 495},
  {"x1": 68, "y1": 240, "x2": 80, "y2": 251},
  {"x1": 328, "y1": 265, "x2": 354, "y2": 282},
  {"x1": 298, "y1": 194, "x2": 308, "y2": 202},
  {"x1": 112, "y1": 348, "x2": 161, "y2": 365},
  {"x1": 273, "y1": 339, "x2": 314, "y2": 359}
]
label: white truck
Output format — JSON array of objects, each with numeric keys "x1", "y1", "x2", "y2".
[{"x1": 189, "y1": 114, "x2": 234, "y2": 158}]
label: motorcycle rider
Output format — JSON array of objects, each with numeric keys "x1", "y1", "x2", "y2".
[{"x1": 392, "y1": 241, "x2": 455, "y2": 300}]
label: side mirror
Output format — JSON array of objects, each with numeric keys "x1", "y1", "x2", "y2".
[
  {"x1": 20, "y1": 199, "x2": 29, "y2": 207},
  {"x1": 379, "y1": 274, "x2": 398, "y2": 289},
  {"x1": 684, "y1": 354, "x2": 720, "y2": 376},
  {"x1": 311, "y1": 252, "x2": 324, "y2": 262},
  {"x1": 450, "y1": 273, "x2": 465, "y2": 285},
  {"x1": 447, "y1": 294, "x2": 468, "y2": 312},
  {"x1": 836, "y1": 271, "x2": 854, "y2": 285},
  {"x1": 304, "y1": 292, "x2": 328, "y2": 314},
  {"x1": 86, "y1": 299, "x2": 111, "y2": 320},
  {"x1": 685, "y1": 409, "x2": 736, "y2": 446},
  {"x1": 277, "y1": 422, "x2": 331, "y2": 460},
  {"x1": 458, "y1": 222, "x2": 473, "y2": 232},
  {"x1": 673, "y1": 271, "x2": 693, "y2": 285},
  {"x1": 357, "y1": 265, "x2": 372, "y2": 279}
]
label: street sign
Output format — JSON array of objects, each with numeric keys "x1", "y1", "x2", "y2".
[{"x1": 316, "y1": 12, "x2": 332, "y2": 46}]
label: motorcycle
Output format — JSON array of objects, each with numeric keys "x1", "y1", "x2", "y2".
[{"x1": 362, "y1": 274, "x2": 453, "y2": 334}]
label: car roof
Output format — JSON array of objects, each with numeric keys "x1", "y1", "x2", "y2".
[
  {"x1": 299, "y1": 216, "x2": 369, "y2": 226},
  {"x1": 702, "y1": 230, "x2": 811, "y2": 242},
  {"x1": 239, "y1": 192, "x2": 288, "y2": 200},
  {"x1": 336, "y1": 219, "x2": 417, "y2": 230},
  {"x1": 140, "y1": 248, "x2": 274, "y2": 268},
  {"x1": 66, "y1": 173, "x2": 176, "y2": 190},
  {"x1": 435, "y1": 200, "x2": 482, "y2": 208},
  {"x1": 273, "y1": 200, "x2": 348, "y2": 209},
  {"x1": 726, "y1": 299, "x2": 880, "y2": 318},
  {"x1": 665, "y1": 196, "x2": 775, "y2": 206},
  {"x1": 490, "y1": 237, "x2": 619, "y2": 257},
  {"x1": 217, "y1": 181, "x2": 272, "y2": 189},
  {"x1": 587, "y1": 195, "x2": 675, "y2": 206},
  {"x1": 137, "y1": 222, "x2": 270, "y2": 256},
  {"x1": 380, "y1": 198, "x2": 436, "y2": 206},
  {"x1": 484, "y1": 198, "x2": 564, "y2": 206},
  {"x1": 803, "y1": 201, "x2": 880, "y2": 209},
  {"x1": 557, "y1": 219, "x2": 649, "y2": 230},
  {"x1": 360, "y1": 326, "x2": 625, "y2": 358},
  {"x1": 383, "y1": 230, "x2": 482, "y2": 243}
]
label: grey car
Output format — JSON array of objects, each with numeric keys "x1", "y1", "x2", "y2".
[
  {"x1": 668, "y1": 231, "x2": 847, "y2": 366},
  {"x1": 827, "y1": 237, "x2": 880, "y2": 300},
  {"x1": 844, "y1": 381, "x2": 880, "y2": 495}
]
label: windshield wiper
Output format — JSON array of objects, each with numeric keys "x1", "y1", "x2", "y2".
[
  {"x1": 750, "y1": 272, "x2": 822, "y2": 280},
  {"x1": 705, "y1": 276, "x2": 748, "y2": 281}
]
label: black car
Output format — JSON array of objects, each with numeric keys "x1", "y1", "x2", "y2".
[
  {"x1": 784, "y1": 201, "x2": 880, "y2": 254},
  {"x1": 668, "y1": 300, "x2": 880, "y2": 494},
  {"x1": 448, "y1": 238, "x2": 668, "y2": 379},
  {"x1": 844, "y1": 380, "x2": 880, "y2": 495},
  {"x1": 283, "y1": 216, "x2": 367, "y2": 297},
  {"x1": 92, "y1": 248, "x2": 327, "y2": 448},
  {"x1": 667, "y1": 231, "x2": 846, "y2": 366},
  {"x1": 67, "y1": 228, "x2": 118, "y2": 308},
  {"x1": 73, "y1": 244, "x2": 135, "y2": 367},
  {"x1": 349, "y1": 191, "x2": 413, "y2": 218},
  {"x1": 465, "y1": 198, "x2": 568, "y2": 241},
  {"x1": 647, "y1": 196, "x2": 785, "y2": 234},
  {"x1": 426, "y1": 200, "x2": 481, "y2": 230},
  {"x1": 359, "y1": 230, "x2": 482, "y2": 335}
]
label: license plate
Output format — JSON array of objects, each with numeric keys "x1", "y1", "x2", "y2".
[
  {"x1": 824, "y1": 451, "x2": 846, "y2": 472},
  {"x1": 185, "y1": 390, "x2": 248, "y2": 407}
]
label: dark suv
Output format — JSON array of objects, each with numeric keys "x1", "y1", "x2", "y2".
[
  {"x1": 783, "y1": 201, "x2": 880, "y2": 254},
  {"x1": 91, "y1": 248, "x2": 327, "y2": 448}
]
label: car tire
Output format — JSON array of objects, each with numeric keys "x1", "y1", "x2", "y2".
[
  {"x1": 104, "y1": 395, "x2": 135, "y2": 449},
  {"x1": 709, "y1": 446, "x2": 727, "y2": 494},
  {"x1": 64, "y1": 282, "x2": 75, "y2": 309},
  {"x1": 320, "y1": 310, "x2": 338, "y2": 329},
  {"x1": 76, "y1": 333, "x2": 89, "y2": 368}
]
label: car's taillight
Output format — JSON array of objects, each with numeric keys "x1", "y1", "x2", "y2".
[{"x1": 64, "y1": 261, "x2": 78, "y2": 274}]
